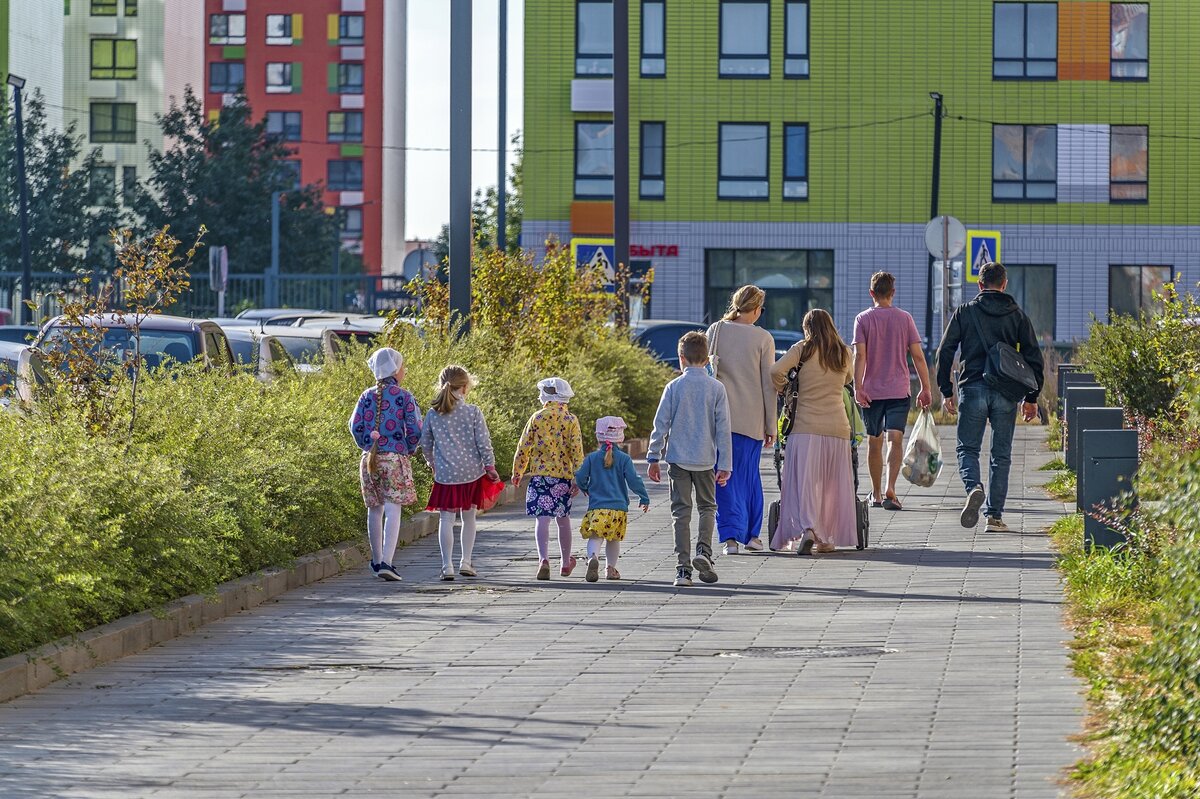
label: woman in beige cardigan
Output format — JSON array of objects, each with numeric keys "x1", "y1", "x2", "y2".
[
  {"x1": 769, "y1": 309, "x2": 857, "y2": 554},
  {"x1": 705, "y1": 285, "x2": 777, "y2": 554}
]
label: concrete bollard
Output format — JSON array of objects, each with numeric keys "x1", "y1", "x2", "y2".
[
  {"x1": 1064, "y1": 386, "x2": 1109, "y2": 472},
  {"x1": 1073, "y1": 408, "x2": 1125, "y2": 511},
  {"x1": 1080, "y1": 429, "x2": 1138, "y2": 550}
]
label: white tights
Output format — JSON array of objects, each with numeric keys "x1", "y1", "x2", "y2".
[
  {"x1": 438, "y1": 509, "x2": 478, "y2": 571},
  {"x1": 366, "y1": 503, "x2": 403, "y2": 566},
  {"x1": 534, "y1": 516, "x2": 573, "y2": 565},
  {"x1": 585, "y1": 537, "x2": 620, "y2": 567}
]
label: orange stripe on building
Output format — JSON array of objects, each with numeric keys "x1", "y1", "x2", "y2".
[
  {"x1": 571, "y1": 202, "x2": 615, "y2": 236},
  {"x1": 1059, "y1": 1, "x2": 1110, "y2": 80}
]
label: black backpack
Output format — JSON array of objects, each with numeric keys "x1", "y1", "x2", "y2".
[{"x1": 964, "y1": 305, "x2": 1039, "y2": 402}]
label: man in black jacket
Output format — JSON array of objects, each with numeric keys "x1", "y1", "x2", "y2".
[{"x1": 935, "y1": 262, "x2": 1043, "y2": 532}]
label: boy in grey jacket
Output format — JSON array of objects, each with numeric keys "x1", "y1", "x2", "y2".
[{"x1": 647, "y1": 331, "x2": 733, "y2": 587}]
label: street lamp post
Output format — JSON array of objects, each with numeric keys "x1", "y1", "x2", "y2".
[
  {"x1": 925, "y1": 91, "x2": 945, "y2": 354},
  {"x1": 8, "y1": 74, "x2": 32, "y2": 324},
  {"x1": 267, "y1": 190, "x2": 282, "y2": 308}
]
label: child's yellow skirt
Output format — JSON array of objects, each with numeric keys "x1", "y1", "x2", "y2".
[{"x1": 579, "y1": 508, "x2": 628, "y2": 542}]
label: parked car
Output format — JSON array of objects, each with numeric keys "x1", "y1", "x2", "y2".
[
  {"x1": 0, "y1": 325, "x2": 40, "y2": 344},
  {"x1": 222, "y1": 327, "x2": 297, "y2": 382},
  {"x1": 36, "y1": 314, "x2": 234, "y2": 370},
  {"x1": 767, "y1": 328, "x2": 803, "y2": 359},
  {"x1": 629, "y1": 319, "x2": 707, "y2": 365},
  {"x1": 257, "y1": 324, "x2": 328, "y2": 368},
  {"x1": 0, "y1": 341, "x2": 50, "y2": 408},
  {"x1": 235, "y1": 307, "x2": 325, "y2": 324}
]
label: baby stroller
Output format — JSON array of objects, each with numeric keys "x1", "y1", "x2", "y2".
[{"x1": 766, "y1": 367, "x2": 870, "y2": 551}]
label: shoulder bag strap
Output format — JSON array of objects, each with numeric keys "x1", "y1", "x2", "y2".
[{"x1": 962, "y1": 303, "x2": 993, "y2": 351}]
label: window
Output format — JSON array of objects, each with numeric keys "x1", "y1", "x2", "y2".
[
  {"x1": 327, "y1": 160, "x2": 363, "y2": 191},
  {"x1": 266, "y1": 14, "x2": 293, "y2": 42},
  {"x1": 1004, "y1": 265, "x2": 1056, "y2": 341},
  {"x1": 342, "y1": 207, "x2": 364, "y2": 237},
  {"x1": 992, "y1": 124, "x2": 1056, "y2": 201},
  {"x1": 279, "y1": 161, "x2": 301, "y2": 191},
  {"x1": 89, "y1": 166, "x2": 116, "y2": 204},
  {"x1": 640, "y1": 122, "x2": 664, "y2": 199},
  {"x1": 337, "y1": 63, "x2": 364, "y2": 93},
  {"x1": 266, "y1": 62, "x2": 293, "y2": 91},
  {"x1": 89, "y1": 102, "x2": 136, "y2": 143},
  {"x1": 210, "y1": 14, "x2": 246, "y2": 45},
  {"x1": 1111, "y1": 4, "x2": 1148, "y2": 79},
  {"x1": 90, "y1": 39, "x2": 137, "y2": 80},
  {"x1": 91, "y1": 0, "x2": 117, "y2": 16},
  {"x1": 328, "y1": 111, "x2": 363, "y2": 142},
  {"x1": 641, "y1": 1, "x2": 664, "y2": 76},
  {"x1": 124, "y1": 0, "x2": 136, "y2": 16},
  {"x1": 718, "y1": 123, "x2": 768, "y2": 199},
  {"x1": 720, "y1": 0, "x2": 769, "y2": 77},
  {"x1": 785, "y1": 0, "x2": 809, "y2": 77},
  {"x1": 783, "y1": 123, "x2": 808, "y2": 199},
  {"x1": 993, "y1": 3, "x2": 1057, "y2": 79},
  {"x1": 209, "y1": 62, "x2": 245, "y2": 94},
  {"x1": 706, "y1": 249, "x2": 834, "y2": 330},
  {"x1": 266, "y1": 111, "x2": 302, "y2": 141},
  {"x1": 122, "y1": 165, "x2": 137, "y2": 203},
  {"x1": 1111, "y1": 125, "x2": 1147, "y2": 202},
  {"x1": 577, "y1": 0, "x2": 614, "y2": 76},
  {"x1": 339, "y1": 15, "x2": 365, "y2": 45},
  {"x1": 1109, "y1": 265, "x2": 1171, "y2": 318},
  {"x1": 575, "y1": 121, "x2": 614, "y2": 198}
]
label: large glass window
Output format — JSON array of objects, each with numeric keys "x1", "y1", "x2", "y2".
[
  {"x1": 89, "y1": 102, "x2": 136, "y2": 143},
  {"x1": 266, "y1": 111, "x2": 301, "y2": 141},
  {"x1": 575, "y1": 121, "x2": 614, "y2": 198},
  {"x1": 640, "y1": 122, "x2": 664, "y2": 199},
  {"x1": 279, "y1": 160, "x2": 301, "y2": 191},
  {"x1": 1110, "y1": 125, "x2": 1147, "y2": 202},
  {"x1": 328, "y1": 111, "x2": 364, "y2": 142},
  {"x1": 342, "y1": 207, "x2": 364, "y2": 237},
  {"x1": 718, "y1": 123, "x2": 768, "y2": 199},
  {"x1": 783, "y1": 123, "x2": 808, "y2": 200},
  {"x1": 706, "y1": 249, "x2": 834, "y2": 331},
  {"x1": 993, "y1": 124, "x2": 1057, "y2": 201},
  {"x1": 327, "y1": 160, "x2": 363, "y2": 191},
  {"x1": 266, "y1": 62, "x2": 293, "y2": 91},
  {"x1": 785, "y1": 0, "x2": 809, "y2": 77},
  {"x1": 720, "y1": 0, "x2": 769, "y2": 77},
  {"x1": 90, "y1": 39, "x2": 137, "y2": 80},
  {"x1": 1109, "y1": 265, "x2": 1171, "y2": 318},
  {"x1": 337, "y1": 63, "x2": 364, "y2": 93},
  {"x1": 210, "y1": 14, "x2": 247, "y2": 45},
  {"x1": 993, "y1": 3, "x2": 1057, "y2": 79},
  {"x1": 1004, "y1": 265, "x2": 1057, "y2": 341},
  {"x1": 91, "y1": 0, "x2": 118, "y2": 16},
  {"x1": 339, "y1": 14, "x2": 365, "y2": 45},
  {"x1": 1111, "y1": 4, "x2": 1148, "y2": 79},
  {"x1": 209, "y1": 62, "x2": 245, "y2": 93},
  {"x1": 89, "y1": 165, "x2": 116, "y2": 205},
  {"x1": 266, "y1": 14, "x2": 293, "y2": 42},
  {"x1": 124, "y1": 0, "x2": 137, "y2": 16},
  {"x1": 577, "y1": 1, "x2": 614, "y2": 76},
  {"x1": 641, "y1": 0, "x2": 665, "y2": 76}
]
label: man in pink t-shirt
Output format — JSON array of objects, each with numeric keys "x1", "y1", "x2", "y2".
[{"x1": 852, "y1": 271, "x2": 933, "y2": 510}]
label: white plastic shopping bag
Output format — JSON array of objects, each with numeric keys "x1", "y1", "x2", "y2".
[{"x1": 902, "y1": 408, "x2": 943, "y2": 487}]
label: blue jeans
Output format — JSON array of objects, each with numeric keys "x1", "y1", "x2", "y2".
[{"x1": 956, "y1": 384, "x2": 1018, "y2": 517}]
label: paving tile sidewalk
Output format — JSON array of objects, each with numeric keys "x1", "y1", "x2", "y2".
[{"x1": 0, "y1": 426, "x2": 1083, "y2": 798}]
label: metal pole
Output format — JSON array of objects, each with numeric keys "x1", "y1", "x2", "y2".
[
  {"x1": 496, "y1": 0, "x2": 507, "y2": 253},
  {"x1": 12, "y1": 82, "x2": 33, "y2": 325},
  {"x1": 941, "y1": 215, "x2": 950, "y2": 336},
  {"x1": 925, "y1": 92, "x2": 944, "y2": 354},
  {"x1": 268, "y1": 190, "x2": 281, "y2": 308},
  {"x1": 449, "y1": 0, "x2": 472, "y2": 329},
  {"x1": 613, "y1": 0, "x2": 630, "y2": 280}
]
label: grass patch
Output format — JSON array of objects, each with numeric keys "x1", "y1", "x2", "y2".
[
  {"x1": 1046, "y1": 469, "x2": 1077, "y2": 502},
  {"x1": 1047, "y1": 413, "x2": 1063, "y2": 451},
  {"x1": 1040, "y1": 456, "x2": 1068, "y2": 471}
]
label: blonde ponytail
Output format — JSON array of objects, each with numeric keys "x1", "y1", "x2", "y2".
[
  {"x1": 432, "y1": 365, "x2": 474, "y2": 415},
  {"x1": 721, "y1": 284, "x2": 766, "y2": 322},
  {"x1": 602, "y1": 441, "x2": 614, "y2": 468}
]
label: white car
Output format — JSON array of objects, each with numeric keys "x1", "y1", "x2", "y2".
[{"x1": 222, "y1": 327, "x2": 297, "y2": 382}]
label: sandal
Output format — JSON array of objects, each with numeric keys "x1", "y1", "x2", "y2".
[
  {"x1": 606, "y1": 566, "x2": 621, "y2": 580},
  {"x1": 869, "y1": 495, "x2": 884, "y2": 508},
  {"x1": 560, "y1": 555, "x2": 578, "y2": 577},
  {"x1": 882, "y1": 494, "x2": 903, "y2": 511}
]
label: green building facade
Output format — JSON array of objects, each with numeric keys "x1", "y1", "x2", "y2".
[{"x1": 523, "y1": 0, "x2": 1199, "y2": 342}]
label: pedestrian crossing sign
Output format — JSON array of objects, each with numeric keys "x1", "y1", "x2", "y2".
[
  {"x1": 570, "y1": 238, "x2": 616, "y2": 281},
  {"x1": 966, "y1": 231, "x2": 1001, "y2": 284}
]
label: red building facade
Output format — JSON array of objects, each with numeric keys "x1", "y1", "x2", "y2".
[{"x1": 203, "y1": 0, "x2": 390, "y2": 274}]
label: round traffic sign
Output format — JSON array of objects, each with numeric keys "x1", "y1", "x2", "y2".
[{"x1": 924, "y1": 216, "x2": 966, "y2": 260}]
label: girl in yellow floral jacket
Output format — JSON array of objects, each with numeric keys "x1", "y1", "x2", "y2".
[{"x1": 512, "y1": 377, "x2": 585, "y2": 580}]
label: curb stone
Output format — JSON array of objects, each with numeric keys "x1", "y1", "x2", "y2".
[{"x1": 0, "y1": 482, "x2": 523, "y2": 704}]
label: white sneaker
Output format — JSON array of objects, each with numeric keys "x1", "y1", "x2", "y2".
[
  {"x1": 722, "y1": 541, "x2": 739, "y2": 556},
  {"x1": 745, "y1": 537, "x2": 764, "y2": 552}
]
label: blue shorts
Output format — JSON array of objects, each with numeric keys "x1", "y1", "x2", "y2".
[{"x1": 862, "y1": 396, "x2": 910, "y2": 437}]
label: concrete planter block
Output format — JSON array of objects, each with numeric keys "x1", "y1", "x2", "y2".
[{"x1": 0, "y1": 657, "x2": 27, "y2": 702}]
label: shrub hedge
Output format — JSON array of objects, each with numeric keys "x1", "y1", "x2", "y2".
[{"x1": 0, "y1": 326, "x2": 671, "y2": 659}]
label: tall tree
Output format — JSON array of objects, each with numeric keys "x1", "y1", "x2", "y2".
[
  {"x1": 131, "y1": 88, "x2": 334, "y2": 274},
  {"x1": 0, "y1": 92, "x2": 123, "y2": 274}
]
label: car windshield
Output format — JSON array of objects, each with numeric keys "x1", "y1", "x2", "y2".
[
  {"x1": 272, "y1": 336, "x2": 323, "y2": 363},
  {"x1": 44, "y1": 327, "x2": 197, "y2": 369},
  {"x1": 227, "y1": 338, "x2": 255, "y2": 365}
]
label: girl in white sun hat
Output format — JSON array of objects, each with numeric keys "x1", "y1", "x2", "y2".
[
  {"x1": 512, "y1": 377, "x2": 585, "y2": 580},
  {"x1": 573, "y1": 416, "x2": 650, "y2": 582}
]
